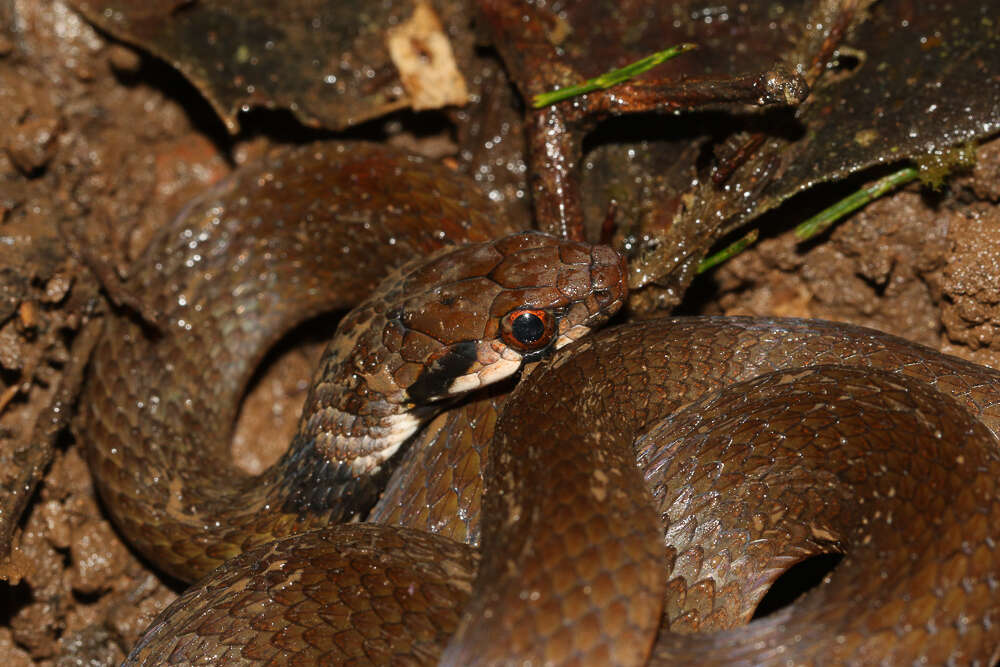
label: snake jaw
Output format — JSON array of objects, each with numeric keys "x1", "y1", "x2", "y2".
[
  {"x1": 444, "y1": 342, "x2": 524, "y2": 396},
  {"x1": 441, "y1": 320, "x2": 598, "y2": 395},
  {"x1": 446, "y1": 356, "x2": 522, "y2": 395},
  {"x1": 441, "y1": 318, "x2": 600, "y2": 397}
]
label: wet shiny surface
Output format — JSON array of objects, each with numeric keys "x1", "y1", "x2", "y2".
[
  {"x1": 126, "y1": 316, "x2": 1000, "y2": 664},
  {"x1": 78, "y1": 141, "x2": 517, "y2": 581},
  {"x1": 77, "y1": 141, "x2": 1000, "y2": 664}
]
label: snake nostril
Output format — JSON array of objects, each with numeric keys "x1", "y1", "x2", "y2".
[{"x1": 592, "y1": 287, "x2": 612, "y2": 304}]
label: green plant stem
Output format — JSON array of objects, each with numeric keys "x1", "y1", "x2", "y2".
[
  {"x1": 532, "y1": 44, "x2": 698, "y2": 108},
  {"x1": 697, "y1": 229, "x2": 759, "y2": 273},
  {"x1": 794, "y1": 167, "x2": 919, "y2": 241}
]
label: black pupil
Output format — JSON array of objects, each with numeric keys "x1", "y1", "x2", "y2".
[{"x1": 511, "y1": 312, "x2": 545, "y2": 344}]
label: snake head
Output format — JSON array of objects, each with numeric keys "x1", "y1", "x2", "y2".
[
  {"x1": 304, "y1": 231, "x2": 626, "y2": 473},
  {"x1": 379, "y1": 231, "x2": 628, "y2": 405}
]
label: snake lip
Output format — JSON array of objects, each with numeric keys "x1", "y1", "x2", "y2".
[{"x1": 518, "y1": 337, "x2": 561, "y2": 364}]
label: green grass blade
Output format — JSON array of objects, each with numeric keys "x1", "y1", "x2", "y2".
[
  {"x1": 794, "y1": 167, "x2": 919, "y2": 241},
  {"x1": 697, "y1": 228, "x2": 759, "y2": 274},
  {"x1": 532, "y1": 43, "x2": 698, "y2": 108}
]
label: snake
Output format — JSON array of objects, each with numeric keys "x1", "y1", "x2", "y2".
[{"x1": 77, "y1": 141, "x2": 1000, "y2": 665}]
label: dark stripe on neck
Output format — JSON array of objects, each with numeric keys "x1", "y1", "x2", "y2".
[{"x1": 406, "y1": 339, "x2": 479, "y2": 404}]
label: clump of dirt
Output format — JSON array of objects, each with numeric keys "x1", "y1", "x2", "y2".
[
  {"x1": 2, "y1": 447, "x2": 175, "y2": 664},
  {"x1": 0, "y1": 0, "x2": 998, "y2": 663},
  {"x1": 0, "y1": 1, "x2": 228, "y2": 662},
  {"x1": 935, "y1": 202, "x2": 1000, "y2": 361}
]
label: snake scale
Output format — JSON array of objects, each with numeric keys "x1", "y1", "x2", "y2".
[{"x1": 77, "y1": 142, "x2": 1000, "y2": 665}]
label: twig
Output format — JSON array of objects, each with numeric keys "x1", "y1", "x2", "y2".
[{"x1": 0, "y1": 318, "x2": 102, "y2": 561}]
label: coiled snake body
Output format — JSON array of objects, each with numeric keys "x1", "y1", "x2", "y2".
[{"x1": 79, "y1": 142, "x2": 1000, "y2": 665}]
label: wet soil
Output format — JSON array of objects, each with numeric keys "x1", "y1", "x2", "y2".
[{"x1": 0, "y1": 0, "x2": 998, "y2": 663}]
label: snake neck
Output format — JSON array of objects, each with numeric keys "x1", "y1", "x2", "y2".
[
  {"x1": 292, "y1": 297, "x2": 431, "y2": 479},
  {"x1": 271, "y1": 293, "x2": 452, "y2": 521}
]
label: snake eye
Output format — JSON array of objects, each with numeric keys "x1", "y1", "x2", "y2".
[{"x1": 501, "y1": 309, "x2": 556, "y2": 351}]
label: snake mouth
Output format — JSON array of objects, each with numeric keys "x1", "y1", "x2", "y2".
[
  {"x1": 416, "y1": 304, "x2": 603, "y2": 404},
  {"x1": 409, "y1": 332, "x2": 573, "y2": 405},
  {"x1": 449, "y1": 329, "x2": 579, "y2": 390}
]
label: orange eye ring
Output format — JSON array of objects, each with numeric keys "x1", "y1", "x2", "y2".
[{"x1": 500, "y1": 308, "x2": 556, "y2": 351}]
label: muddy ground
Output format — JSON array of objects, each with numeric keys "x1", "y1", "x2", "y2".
[{"x1": 0, "y1": 1, "x2": 999, "y2": 663}]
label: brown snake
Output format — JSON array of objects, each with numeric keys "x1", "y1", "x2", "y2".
[{"x1": 77, "y1": 142, "x2": 1000, "y2": 664}]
